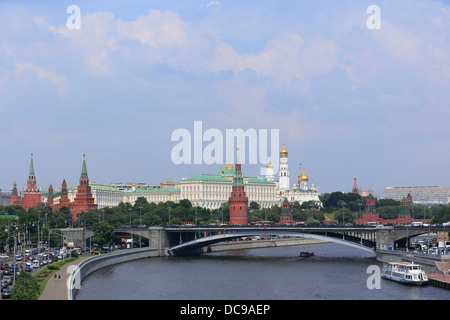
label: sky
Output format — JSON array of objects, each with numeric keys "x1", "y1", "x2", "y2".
[{"x1": 0, "y1": 0, "x2": 449, "y2": 196}]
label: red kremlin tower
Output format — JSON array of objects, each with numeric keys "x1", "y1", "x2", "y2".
[
  {"x1": 47, "y1": 184, "x2": 54, "y2": 206},
  {"x1": 279, "y1": 198, "x2": 293, "y2": 225},
  {"x1": 21, "y1": 154, "x2": 42, "y2": 211},
  {"x1": 9, "y1": 181, "x2": 20, "y2": 206},
  {"x1": 59, "y1": 179, "x2": 70, "y2": 208},
  {"x1": 228, "y1": 149, "x2": 248, "y2": 225},
  {"x1": 70, "y1": 154, "x2": 97, "y2": 221},
  {"x1": 352, "y1": 177, "x2": 359, "y2": 194}
]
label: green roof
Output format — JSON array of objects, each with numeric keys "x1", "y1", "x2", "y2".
[
  {"x1": 127, "y1": 188, "x2": 180, "y2": 194},
  {"x1": 248, "y1": 177, "x2": 274, "y2": 184},
  {"x1": 183, "y1": 175, "x2": 231, "y2": 183},
  {"x1": 217, "y1": 169, "x2": 235, "y2": 176}
]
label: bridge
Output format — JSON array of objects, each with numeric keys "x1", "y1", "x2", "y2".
[
  {"x1": 58, "y1": 225, "x2": 444, "y2": 256},
  {"x1": 164, "y1": 225, "x2": 439, "y2": 255}
]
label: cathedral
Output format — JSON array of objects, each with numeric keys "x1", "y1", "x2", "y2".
[{"x1": 268, "y1": 144, "x2": 322, "y2": 207}]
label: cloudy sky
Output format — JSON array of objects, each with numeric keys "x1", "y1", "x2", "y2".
[{"x1": 0, "y1": 0, "x2": 449, "y2": 196}]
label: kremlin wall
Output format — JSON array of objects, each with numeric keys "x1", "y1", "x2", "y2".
[{"x1": 5, "y1": 145, "x2": 438, "y2": 226}]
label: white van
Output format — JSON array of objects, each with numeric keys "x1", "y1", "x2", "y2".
[{"x1": 33, "y1": 260, "x2": 40, "y2": 268}]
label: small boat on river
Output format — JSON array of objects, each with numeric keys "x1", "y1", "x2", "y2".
[
  {"x1": 381, "y1": 261, "x2": 428, "y2": 285},
  {"x1": 299, "y1": 252, "x2": 314, "y2": 257}
]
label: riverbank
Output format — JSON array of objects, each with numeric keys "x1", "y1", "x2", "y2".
[{"x1": 39, "y1": 256, "x2": 90, "y2": 300}]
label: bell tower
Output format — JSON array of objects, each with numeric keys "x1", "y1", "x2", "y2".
[{"x1": 278, "y1": 143, "x2": 290, "y2": 191}]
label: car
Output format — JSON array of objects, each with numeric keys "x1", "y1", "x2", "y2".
[
  {"x1": 1, "y1": 279, "x2": 9, "y2": 289},
  {"x1": 0, "y1": 254, "x2": 8, "y2": 259},
  {"x1": 3, "y1": 275, "x2": 12, "y2": 285},
  {"x1": 1, "y1": 288, "x2": 11, "y2": 299}
]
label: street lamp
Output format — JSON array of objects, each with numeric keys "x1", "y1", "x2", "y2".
[
  {"x1": 139, "y1": 207, "x2": 142, "y2": 248},
  {"x1": 358, "y1": 203, "x2": 362, "y2": 224},
  {"x1": 128, "y1": 208, "x2": 133, "y2": 249},
  {"x1": 341, "y1": 202, "x2": 346, "y2": 225}
]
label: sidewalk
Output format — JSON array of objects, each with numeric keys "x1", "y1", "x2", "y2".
[{"x1": 39, "y1": 257, "x2": 90, "y2": 300}]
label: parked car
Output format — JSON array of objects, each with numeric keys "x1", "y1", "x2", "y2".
[
  {"x1": 1, "y1": 279, "x2": 9, "y2": 289},
  {"x1": 0, "y1": 254, "x2": 8, "y2": 259},
  {"x1": 1, "y1": 288, "x2": 11, "y2": 299},
  {"x1": 3, "y1": 275, "x2": 12, "y2": 285}
]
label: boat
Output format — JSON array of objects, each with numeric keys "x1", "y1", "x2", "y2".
[
  {"x1": 299, "y1": 252, "x2": 314, "y2": 257},
  {"x1": 381, "y1": 261, "x2": 428, "y2": 285}
]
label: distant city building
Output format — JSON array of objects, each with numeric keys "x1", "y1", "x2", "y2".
[
  {"x1": 384, "y1": 186, "x2": 450, "y2": 205},
  {"x1": 0, "y1": 190, "x2": 11, "y2": 206}
]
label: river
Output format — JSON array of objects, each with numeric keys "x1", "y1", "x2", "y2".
[{"x1": 76, "y1": 243, "x2": 449, "y2": 300}]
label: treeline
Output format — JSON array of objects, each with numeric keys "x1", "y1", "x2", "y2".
[{"x1": 319, "y1": 191, "x2": 446, "y2": 223}]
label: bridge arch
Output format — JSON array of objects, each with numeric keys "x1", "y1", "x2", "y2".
[{"x1": 169, "y1": 230, "x2": 376, "y2": 255}]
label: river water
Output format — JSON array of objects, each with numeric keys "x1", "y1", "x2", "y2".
[{"x1": 76, "y1": 243, "x2": 449, "y2": 300}]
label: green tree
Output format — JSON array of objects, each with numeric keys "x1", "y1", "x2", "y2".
[
  {"x1": 91, "y1": 221, "x2": 114, "y2": 247},
  {"x1": 249, "y1": 201, "x2": 260, "y2": 211},
  {"x1": 10, "y1": 271, "x2": 40, "y2": 300},
  {"x1": 432, "y1": 206, "x2": 450, "y2": 224}
]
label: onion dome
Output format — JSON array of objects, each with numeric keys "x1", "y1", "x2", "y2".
[
  {"x1": 225, "y1": 163, "x2": 234, "y2": 170},
  {"x1": 300, "y1": 170, "x2": 309, "y2": 182},
  {"x1": 280, "y1": 144, "x2": 288, "y2": 157}
]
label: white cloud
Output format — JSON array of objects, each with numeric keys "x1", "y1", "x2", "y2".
[
  {"x1": 207, "y1": 32, "x2": 340, "y2": 85},
  {"x1": 14, "y1": 61, "x2": 66, "y2": 94},
  {"x1": 206, "y1": 1, "x2": 220, "y2": 8},
  {"x1": 116, "y1": 10, "x2": 188, "y2": 48}
]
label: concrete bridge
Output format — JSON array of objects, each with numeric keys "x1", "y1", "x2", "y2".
[
  {"x1": 58, "y1": 225, "x2": 443, "y2": 256},
  {"x1": 163, "y1": 225, "x2": 440, "y2": 255}
]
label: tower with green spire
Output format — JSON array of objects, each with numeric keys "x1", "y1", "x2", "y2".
[
  {"x1": 21, "y1": 153, "x2": 42, "y2": 210},
  {"x1": 228, "y1": 148, "x2": 248, "y2": 225},
  {"x1": 71, "y1": 154, "x2": 98, "y2": 221}
]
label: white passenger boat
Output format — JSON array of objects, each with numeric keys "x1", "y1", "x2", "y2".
[{"x1": 381, "y1": 261, "x2": 428, "y2": 285}]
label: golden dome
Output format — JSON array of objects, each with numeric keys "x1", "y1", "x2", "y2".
[
  {"x1": 266, "y1": 161, "x2": 273, "y2": 168},
  {"x1": 280, "y1": 144, "x2": 288, "y2": 156},
  {"x1": 300, "y1": 170, "x2": 309, "y2": 182},
  {"x1": 225, "y1": 162, "x2": 234, "y2": 170}
]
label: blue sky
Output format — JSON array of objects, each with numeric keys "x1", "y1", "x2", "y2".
[{"x1": 0, "y1": 0, "x2": 449, "y2": 196}]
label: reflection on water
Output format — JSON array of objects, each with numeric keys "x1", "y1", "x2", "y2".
[{"x1": 76, "y1": 243, "x2": 449, "y2": 300}]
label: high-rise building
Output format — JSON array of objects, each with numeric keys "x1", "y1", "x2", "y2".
[
  {"x1": 384, "y1": 186, "x2": 450, "y2": 205},
  {"x1": 228, "y1": 151, "x2": 248, "y2": 225}
]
